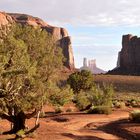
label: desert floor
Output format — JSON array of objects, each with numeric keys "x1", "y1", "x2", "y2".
[{"x1": 0, "y1": 107, "x2": 140, "y2": 140}]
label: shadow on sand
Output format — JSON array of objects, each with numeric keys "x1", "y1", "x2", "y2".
[
  {"x1": 62, "y1": 119, "x2": 140, "y2": 140},
  {"x1": 96, "y1": 119, "x2": 140, "y2": 140},
  {"x1": 62, "y1": 133, "x2": 104, "y2": 140}
]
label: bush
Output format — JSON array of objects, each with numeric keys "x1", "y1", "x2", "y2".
[
  {"x1": 16, "y1": 129, "x2": 26, "y2": 138},
  {"x1": 87, "y1": 84, "x2": 114, "y2": 107},
  {"x1": 87, "y1": 106, "x2": 112, "y2": 115},
  {"x1": 55, "y1": 107, "x2": 62, "y2": 114},
  {"x1": 75, "y1": 91, "x2": 91, "y2": 110},
  {"x1": 125, "y1": 99, "x2": 140, "y2": 108},
  {"x1": 67, "y1": 70, "x2": 94, "y2": 93},
  {"x1": 75, "y1": 84, "x2": 114, "y2": 113},
  {"x1": 48, "y1": 84, "x2": 74, "y2": 107},
  {"x1": 129, "y1": 110, "x2": 140, "y2": 123},
  {"x1": 130, "y1": 99, "x2": 139, "y2": 107},
  {"x1": 113, "y1": 100, "x2": 126, "y2": 108}
]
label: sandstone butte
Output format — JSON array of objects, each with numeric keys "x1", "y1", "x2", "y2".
[
  {"x1": 109, "y1": 34, "x2": 140, "y2": 75},
  {"x1": 0, "y1": 11, "x2": 75, "y2": 70}
]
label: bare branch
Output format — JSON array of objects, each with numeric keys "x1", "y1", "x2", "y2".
[
  {"x1": 0, "y1": 112, "x2": 14, "y2": 122},
  {"x1": 0, "y1": 94, "x2": 6, "y2": 98},
  {"x1": 25, "y1": 109, "x2": 40, "y2": 119}
]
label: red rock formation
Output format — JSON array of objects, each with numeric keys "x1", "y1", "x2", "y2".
[
  {"x1": 0, "y1": 12, "x2": 75, "y2": 70},
  {"x1": 0, "y1": 12, "x2": 13, "y2": 26},
  {"x1": 109, "y1": 34, "x2": 140, "y2": 75}
]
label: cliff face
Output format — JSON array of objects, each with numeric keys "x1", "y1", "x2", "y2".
[
  {"x1": 0, "y1": 12, "x2": 75, "y2": 70},
  {"x1": 120, "y1": 34, "x2": 140, "y2": 70},
  {"x1": 109, "y1": 34, "x2": 140, "y2": 75}
]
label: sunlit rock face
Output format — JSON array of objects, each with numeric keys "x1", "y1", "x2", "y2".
[
  {"x1": 109, "y1": 34, "x2": 140, "y2": 75},
  {"x1": 0, "y1": 12, "x2": 13, "y2": 26},
  {"x1": 0, "y1": 12, "x2": 75, "y2": 70}
]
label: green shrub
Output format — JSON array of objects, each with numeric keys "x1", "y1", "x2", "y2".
[
  {"x1": 55, "y1": 106, "x2": 62, "y2": 114},
  {"x1": 113, "y1": 100, "x2": 126, "y2": 108},
  {"x1": 48, "y1": 84, "x2": 74, "y2": 107},
  {"x1": 87, "y1": 84, "x2": 114, "y2": 107},
  {"x1": 67, "y1": 70, "x2": 94, "y2": 93},
  {"x1": 125, "y1": 99, "x2": 140, "y2": 107},
  {"x1": 75, "y1": 84, "x2": 114, "y2": 113},
  {"x1": 129, "y1": 110, "x2": 140, "y2": 123},
  {"x1": 75, "y1": 91, "x2": 91, "y2": 110},
  {"x1": 16, "y1": 129, "x2": 26, "y2": 138},
  {"x1": 130, "y1": 99, "x2": 139, "y2": 107},
  {"x1": 87, "y1": 106, "x2": 112, "y2": 115}
]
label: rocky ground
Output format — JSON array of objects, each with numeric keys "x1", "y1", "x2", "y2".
[{"x1": 0, "y1": 107, "x2": 140, "y2": 140}]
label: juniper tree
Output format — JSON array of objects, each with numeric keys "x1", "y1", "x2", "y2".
[
  {"x1": 67, "y1": 70, "x2": 94, "y2": 93},
  {"x1": 0, "y1": 24, "x2": 63, "y2": 133}
]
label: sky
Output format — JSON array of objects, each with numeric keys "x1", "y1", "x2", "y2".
[{"x1": 1, "y1": 0, "x2": 140, "y2": 71}]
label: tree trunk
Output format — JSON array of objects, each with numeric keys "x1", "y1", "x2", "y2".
[
  {"x1": 35, "y1": 111, "x2": 40, "y2": 126},
  {"x1": 11, "y1": 111, "x2": 26, "y2": 133}
]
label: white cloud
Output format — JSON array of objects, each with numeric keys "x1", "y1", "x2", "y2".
[
  {"x1": 0, "y1": 0, "x2": 140, "y2": 27},
  {"x1": 1, "y1": 0, "x2": 140, "y2": 70}
]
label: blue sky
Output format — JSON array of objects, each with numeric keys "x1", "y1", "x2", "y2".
[
  {"x1": 66, "y1": 25, "x2": 140, "y2": 70},
  {"x1": 1, "y1": 0, "x2": 140, "y2": 70}
]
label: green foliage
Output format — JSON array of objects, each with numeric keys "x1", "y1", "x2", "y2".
[
  {"x1": 54, "y1": 107, "x2": 62, "y2": 114},
  {"x1": 75, "y1": 84, "x2": 114, "y2": 113},
  {"x1": 16, "y1": 129, "x2": 26, "y2": 138},
  {"x1": 112, "y1": 98, "x2": 140, "y2": 108},
  {"x1": 129, "y1": 110, "x2": 140, "y2": 123},
  {"x1": 47, "y1": 83, "x2": 73, "y2": 107},
  {"x1": 0, "y1": 24, "x2": 64, "y2": 130},
  {"x1": 67, "y1": 70, "x2": 94, "y2": 93},
  {"x1": 75, "y1": 91, "x2": 91, "y2": 110},
  {"x1": 128, "y1": 99, "x2": 140, "y2": 107},
  {"x1": 113, "y1": 100, "x2": 126, "y2": 108},
  {"x1": 87, "y1": 85, "x2": 114, "y2": 107},
  {"x1": 87, "y1": 106, "x2": 112, "y2": 115}
]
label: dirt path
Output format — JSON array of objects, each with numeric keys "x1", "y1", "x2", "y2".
[
  {"x1": 0, "y1": 109, "x2": 140, "y2": 140},
  {"x1": 34, "y1": 109, "x2": 140, "y2": 140}
]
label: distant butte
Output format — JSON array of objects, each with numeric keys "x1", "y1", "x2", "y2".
[
  {"x1": 80, "y1": 58, "x2": 106, "y2": 74},
  {"x1": 109, "y1": 34, "x2": 140, "y2": 75}
]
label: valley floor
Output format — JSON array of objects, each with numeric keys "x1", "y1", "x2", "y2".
[{"x1": 0, "y1": 108, "x2": 140, "y2": 140}]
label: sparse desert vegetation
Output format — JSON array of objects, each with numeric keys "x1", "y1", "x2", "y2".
[
  {"x1": 94, "y1": 74, "x2": 140, "y2": 92},
  {"x1": 0, "y1": 67, "x2": 140, "y2": 139},
  {"x1": 129, "y1": 110, "x2": 140, "y2": 123},
  {"x1": 0, "y1": 14, "x2": 140, "y2": 140},
  {"x1": 95, "y1": 74, "x2": 140, "y2": 109}
]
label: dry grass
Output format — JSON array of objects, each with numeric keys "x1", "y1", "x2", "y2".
[
  {"x1": 94, "y1": 74, "x2": 140, "y2": 93},
  {"x1": 94, "y1": 74, "x2": 140, "y2": 104}
]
